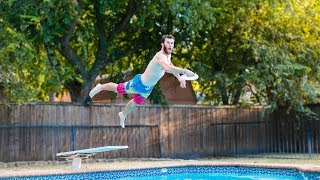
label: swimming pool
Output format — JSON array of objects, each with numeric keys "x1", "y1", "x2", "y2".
[{"x1": 3, "y1": 166, "x2": 320, "y2": 180}]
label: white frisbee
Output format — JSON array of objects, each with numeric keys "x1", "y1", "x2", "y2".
[{"x1": 181, "y1": 73, "x2": 199, "y2": 81}]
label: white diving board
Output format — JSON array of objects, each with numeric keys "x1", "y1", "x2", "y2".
[{"x1": 56, "y1": 146, "x2": 128, "y2": 169}]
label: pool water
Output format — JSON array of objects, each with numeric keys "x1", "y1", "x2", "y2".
[
  {"x1": 126, "y1": 174, "x2": 297, "y2": 180},
  {"x1": 125, "y1": 173, "x2": 298, "y2": 180},
  {"x1": 113, "y1": 166, "x2": 318, "y2": 180},
  {"x1": 4, "y1": 166, "x2": 320, "y2": 180}
]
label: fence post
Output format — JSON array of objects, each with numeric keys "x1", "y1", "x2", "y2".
[
  {"x1": 71, "y1": 126, "x2": 76, "y2": 151},
  {"x1": 307, "y1": 120, "x2": 312, "y2": 159},
  {"x1": 234, "y1": 124, "x2": 238, "y2": 157}
]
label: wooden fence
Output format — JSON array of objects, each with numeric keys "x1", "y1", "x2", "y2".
[{"x1": 0, "y1": 103, "x2": 319, "y2": 162}]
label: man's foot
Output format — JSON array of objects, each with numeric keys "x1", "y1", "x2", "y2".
[
  {"x1": 83, "y1": 96, "x2": 92, "y2": 105},
  {"x1": 118, "y1": 112, "x2": 126, "y2": 128},
  {"x1": 89, "y1": 83, "x2": 102, "y2": 98}
]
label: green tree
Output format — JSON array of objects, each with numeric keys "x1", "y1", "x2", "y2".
[
  {"x1": 192, "y1": 1, "x2": 261, "y2": 105},
  {"x1": 0, "y1": 15, "x2": 49, "y2": 103},
  {"x1": 250, "y1": 0, "x2": 320, "y2": 112},
  {"x1": 0, "y1": 0, "x2": 216, "y2": 103},
  {"x1": 192, "y1": 0, "x2": 320, "y2": 113}
]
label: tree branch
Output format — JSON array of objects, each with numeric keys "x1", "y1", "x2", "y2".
[
  {"x1": 89, "y1": 2, "x2": 110, "y2": 82},
  {"x1": 90, "y1": 0, "x2": 141, "y2": 82},
  {"x1": 113, "y1": 0, "x2": 141, "y2": 36},
  {"x1": 44, "y1": 43, "x2": 61, "y2": 81},
  {"x1": 246, "y1": 82, "x2": 263, "y2": 104},
  {"x1": 62, "y1": 0, "x2": 83, "y2": 42},
  {"x1": 58, "y1": 0, "x2": 86, "y2": 77}
]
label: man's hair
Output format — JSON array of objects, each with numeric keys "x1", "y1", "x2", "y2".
[{"x1": 161, "y1": 34, "x2": 175, "y2": 43}]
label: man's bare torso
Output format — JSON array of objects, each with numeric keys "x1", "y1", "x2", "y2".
[{"x1": 141, "y1": 51, "x2": 170, "y2": 86}]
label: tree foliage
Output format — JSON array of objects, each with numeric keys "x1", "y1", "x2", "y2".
[
  {"x1": 192, "y1": 0, "x2": 320, "y2": 113},
  {"x1": 0, "y1": 15, "x2": 49, "y2": 103},
  {"x1": 1, "y1": 0, "x2": 319, "y2": 114},
  {"x1": 0, "y1": 0, "x2": 215, "y2": 103}
]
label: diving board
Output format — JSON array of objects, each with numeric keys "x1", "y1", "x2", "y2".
[{"x1": 56, "y1": 146, "x2": 128, "y2": 169}]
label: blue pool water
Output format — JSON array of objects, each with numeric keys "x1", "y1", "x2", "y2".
[{"x1": 2, "y1": 166, "x2": 320, "y2": 180}]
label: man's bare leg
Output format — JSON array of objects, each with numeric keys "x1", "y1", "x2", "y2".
[
  {"x1": 89, "y1": 82, "x2": 118, "y2": 98},
  {"x1": 119, "y1": 99, "x2": 136, "y2": 128}
]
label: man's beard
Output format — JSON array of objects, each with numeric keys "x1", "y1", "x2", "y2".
[{"x1": 164, "y1": 46, "x2": 171, "y2": 54}]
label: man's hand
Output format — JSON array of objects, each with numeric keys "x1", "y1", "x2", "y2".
[
  {"x1": 184, "y1": 69, "x2": 194, "y2": 77},
  {"x1": 177, "y1": 76, "x2": 186, "y2": 88}
]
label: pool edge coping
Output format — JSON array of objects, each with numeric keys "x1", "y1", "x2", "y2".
[{"x1": 0, "y1": 161, "x2": 319, "y2": 178}]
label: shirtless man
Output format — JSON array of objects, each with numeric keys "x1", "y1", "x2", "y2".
[{"x1": 89, "y1": 35, "x2": 195, "y2": 128}]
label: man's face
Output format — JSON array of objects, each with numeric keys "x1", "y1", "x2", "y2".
[{"x1": 163, "y1": 38, "x2": 175, "y2": 54}]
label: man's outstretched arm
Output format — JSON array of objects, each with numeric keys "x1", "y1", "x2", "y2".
[{"x1": 159, "y1": 58, "x2": 194, "y2": 76}]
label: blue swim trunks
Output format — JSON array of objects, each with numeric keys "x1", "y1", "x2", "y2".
[{"x1": 125, "y1": 74, "x2": 154, "y2": 98}]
